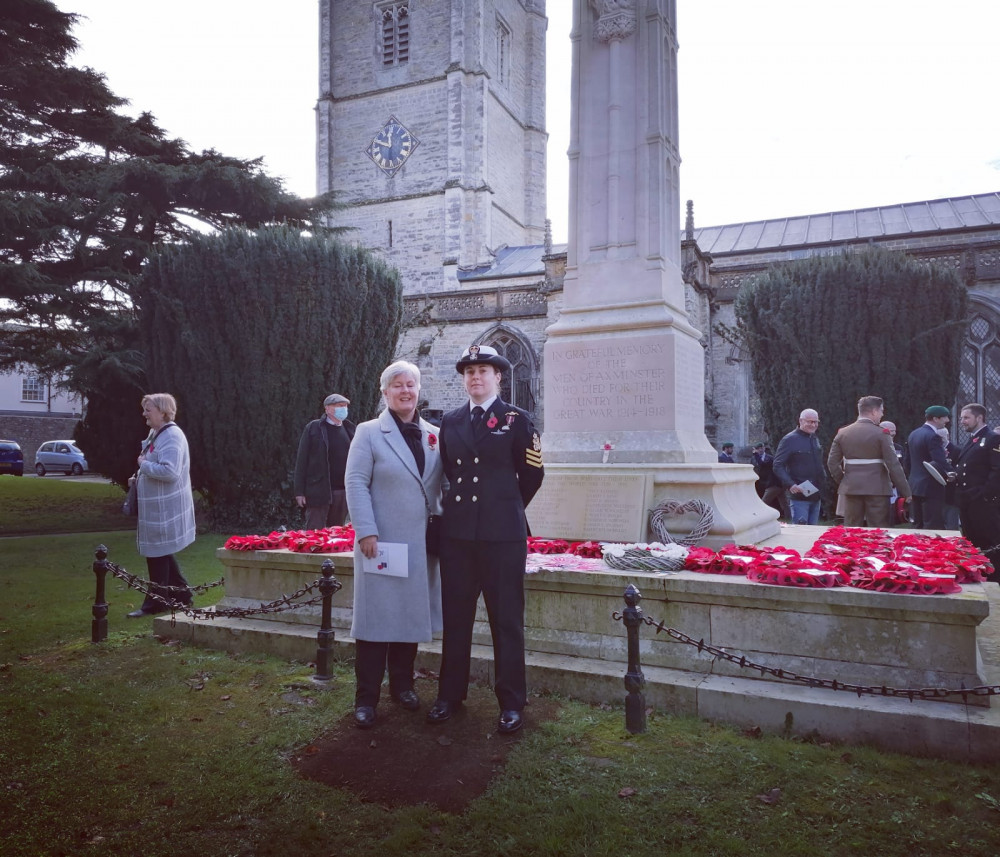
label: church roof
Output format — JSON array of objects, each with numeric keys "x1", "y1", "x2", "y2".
[
  {"x1": 457, "y1": 243, "x2": 568, "y2": 281},
  {"x1": 692, "y1": 192, "x2": 1000, "y2": 255}
]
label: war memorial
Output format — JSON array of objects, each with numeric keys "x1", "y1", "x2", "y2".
[{"x1": 157, "y1": 1, "x2": 1000, "y2": 761}]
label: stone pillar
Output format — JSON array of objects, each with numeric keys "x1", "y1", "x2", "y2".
[{"x1": 540, "y1": 0, "x2": 777, "y2": 546}]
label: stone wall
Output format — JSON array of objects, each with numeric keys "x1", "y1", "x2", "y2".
[{"x1": 0, "y1": 414, "x2": 81, "y2": 470}]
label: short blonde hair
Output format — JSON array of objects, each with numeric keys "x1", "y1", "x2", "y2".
[
  {"x1": 142, "y1": 393, "x2": 177, "y2": 422},
  {"x1": 379, "y1": 360, "x2": 421, "y2": 392}
]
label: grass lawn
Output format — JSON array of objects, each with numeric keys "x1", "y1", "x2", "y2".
[
  {"x1": 2, "y1": 526, "x2": 1000, "y2": 855},
  {"x1": 0, "y1": 476, "x2": 128, "y2": 536}
]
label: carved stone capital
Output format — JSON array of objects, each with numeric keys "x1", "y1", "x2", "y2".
[{"x1": 589, "y1": 0, "x2": 637, "y2": 42}]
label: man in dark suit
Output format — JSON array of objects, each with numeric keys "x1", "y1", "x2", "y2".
[
  {"x1": 427, "y1": 344, "x2": 544, "y2": 734},
  {"x1": 953, "y1": 403, "x2": 1000, "y2": 580},
  {"x1": 906, "y1": 405, "x2": 953, "y2": 529}
]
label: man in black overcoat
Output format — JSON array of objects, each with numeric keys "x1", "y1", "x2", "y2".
[
  {"x1": 953, "y1": 403, "x2": 1000, "y2": 581},
  {"x1": 427, "y1": 344, "x2": 544, "y2": 734}
]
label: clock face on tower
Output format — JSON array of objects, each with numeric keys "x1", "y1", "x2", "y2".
[{"x1": 365, "y1": 115, "x2": 419, "y2": 177}]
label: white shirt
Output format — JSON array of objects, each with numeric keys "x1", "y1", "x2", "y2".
[{"x1": 469, "y1": 395, "x2": 498, "y2": 416}]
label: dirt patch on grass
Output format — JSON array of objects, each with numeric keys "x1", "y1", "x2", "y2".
[{"x1": 291, "y1": 681, "x2": 560, "y2": 813}]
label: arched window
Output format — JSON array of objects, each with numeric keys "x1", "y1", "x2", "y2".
[
  {"x1": 479, "y1": 327, "x2": 539, "y2": 419},
  {"x1": 959, "y1": 299, "x2": 1000, "y2": 430}
]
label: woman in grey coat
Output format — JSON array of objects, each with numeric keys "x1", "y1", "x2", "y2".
[
  {"x1": 127, "y1": 393, "x2": 196, "y2": 618},
  {"x1": 345, "y1": 361, "x2": 444, "y2": 728}
]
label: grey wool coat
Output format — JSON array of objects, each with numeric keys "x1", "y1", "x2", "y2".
[
  {"x1": 345, "y1": 410, "x2": 444, "y2": 643},
  {"x1": 136, "y1": 423, "x2": 197, "y2": 558}
]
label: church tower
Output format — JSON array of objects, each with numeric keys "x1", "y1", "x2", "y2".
[{"x1": 317, "y1": 1, "x2": 548, "y2": 294}]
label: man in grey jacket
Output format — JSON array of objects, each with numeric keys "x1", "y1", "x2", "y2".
[{"x1": 294, "y1": 394, "x2": 356, "y2": 529}]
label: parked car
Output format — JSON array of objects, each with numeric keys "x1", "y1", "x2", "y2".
[
  {"x1": 34, "y1": 440, "x2": 88, "y2": 476},
  {"x1": 0, "y1": 440, "x2": 24, "y2": 476}
]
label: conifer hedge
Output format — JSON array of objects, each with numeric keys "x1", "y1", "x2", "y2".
[
  {"x1": 735, "y1": 247, "x2": 967, "y2": 452},
  {"x1": 138, "y1": 226, "x2": 402, "y2": 531}
]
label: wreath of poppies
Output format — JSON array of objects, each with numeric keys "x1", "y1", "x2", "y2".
[
  {"x1": 224, "y1": 525, "x2": 355, "y2": 554},
  {"x1": 223, "y1": 523, "x2": 991, "y2": 596},
  {"x1": 677, "y1": 526, "x2": 986, "y2": 593}
]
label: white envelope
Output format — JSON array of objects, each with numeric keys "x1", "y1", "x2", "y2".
[
  {"x1": 797, "y1": 479, "x2": 819, "y2": 497},
  {"x1": 361, "y1": 542, "x2": 409, "y2": 577}
]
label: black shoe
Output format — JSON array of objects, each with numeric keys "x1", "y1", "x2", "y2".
[
  {"x1": 392, "y1": 690, "x2": 420, "y2": 711},
  {"x1": 426, "y1": 699, "x2": 460, "y2": 724},
  {"x1": 354, "y1": 706, "x2": 377, "y2": 729},
  {"x1": 126, "y1": 608, "x2": 163, "y2": 618},
  {"x1": 498, "y1": 710, "x2": 523, "y2": 734}
]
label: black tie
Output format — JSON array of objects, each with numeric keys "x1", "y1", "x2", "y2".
[{"x1": 472, "y1": 405, "x2": 485, "y2": 436}]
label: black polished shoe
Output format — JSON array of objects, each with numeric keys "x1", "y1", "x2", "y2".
[
  {"x1": 354, "y1": 706, "x2": 377, "y2": 729},
  {"x1": 392, "y1": 690, "x2": 420, "y2": 711},
  {"x1": 426, "y1": 699, "x2": 460, "y2": 724},
  {"x1": 126, "y1": 608, "x2": 163, "y2": 618},
  {"x1": 498, "y1": 710, "x2": 524, "y2": 734}
]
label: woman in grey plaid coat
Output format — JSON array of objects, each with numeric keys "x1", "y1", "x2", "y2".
[{"x1": 127, "y1": 393, "x2": 196, "y2": 618}]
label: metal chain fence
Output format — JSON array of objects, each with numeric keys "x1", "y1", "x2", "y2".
[
  {"x1": 612, "y1": 607, "x2": 1000, "y2": 703},
  {"x1": 104, "y1": 559, "x2": 326, "y2": 621}
]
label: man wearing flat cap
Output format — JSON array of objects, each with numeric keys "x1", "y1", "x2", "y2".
[
  {"x1": 905, "y1": 404, "x2": 953, "y2": 529},
  {"x1": 427, "y1": 344, "x2": 544, "y2": 734},
  {"x1": 828, "y1": 396, "x2": 910, "y2": 527},
  {"x1": 294, "y1": 393, "x2": 357, "y2": 529}
]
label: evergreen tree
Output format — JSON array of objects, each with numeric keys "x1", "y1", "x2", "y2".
[
  {"x1": 735, "y1": 247, "x2": 967, "y2": 451},
  {"x1": 0, "y1": 0, "x2": 339, "y2": 479},
  {"x1": 137, "y1": 226, "x2": 402, "y2": 531}
]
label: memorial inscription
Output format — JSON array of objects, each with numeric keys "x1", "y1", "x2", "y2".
[
  {"x1": 526, "y1": 472, "x2": 652, "y2": 542},
  {"x1": 546, "y1": 334, "x2": 682, "y2": 432}
]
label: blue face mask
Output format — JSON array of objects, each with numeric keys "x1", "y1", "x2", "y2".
[{"x1": 333, "y1": 407, "x2": 348, "y2": 421}]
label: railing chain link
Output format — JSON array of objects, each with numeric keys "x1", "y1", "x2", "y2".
[
  {"x1": 106, "y1": 560, "x2": 326, "y2": 622},
  {"x1": 612, "y1": 609, "x2": 1000, "y2": 703}
]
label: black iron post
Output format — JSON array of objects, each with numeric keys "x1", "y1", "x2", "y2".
[
  {"x1": 92, "y1": 544, "x2": 109, "y2": 643},
  {"x1": 623, "y1": 583, "x2": 647, "y2": 734},
  {"x1": 313, "y1": 559, "x2": 343, "y2": 681}
]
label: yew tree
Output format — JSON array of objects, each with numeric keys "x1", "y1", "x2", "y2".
[
  {"x1": 735, "y1": 247, "x2": 967, "y2": 451},
  {"x1": 138, "y1": 226, "x2": 402, "y2": 531},
  {"x1": 0, "y1": 0, "x2": 337, "y2": 480}
]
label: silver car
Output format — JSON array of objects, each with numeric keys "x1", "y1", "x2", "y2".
[{"x1": 34, "y1": 440, "x2": 88, "y2": 476}]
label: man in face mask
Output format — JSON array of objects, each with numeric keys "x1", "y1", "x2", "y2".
[{"x1": 294, "y1": 393, "x2": 357, "y2": 529}]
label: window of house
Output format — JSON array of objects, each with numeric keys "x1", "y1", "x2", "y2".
[
  {"x1": 22, "y1": 376, "x2": 45, "y2": 402},
  {"x1": 496, "y1": 17, "x2": 511, "y2": 87},
  {"x1": 379, "y1": 2, "x2": 409, "y2": 67}
]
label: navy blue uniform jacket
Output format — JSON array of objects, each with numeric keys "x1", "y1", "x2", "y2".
[
  {"x1": 439, "y1": 399, "x2": 544, "y2": 541},
  {"x1": 953, "y1": 426, "x2": 1000, "y2": 504}
]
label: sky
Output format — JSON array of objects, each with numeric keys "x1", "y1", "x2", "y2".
[{"x1": 66, "y1": 1, "x2": 1000, "y2": 242}]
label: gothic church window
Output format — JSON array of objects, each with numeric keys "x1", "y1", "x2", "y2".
[
  {"x1": 958, "y1": 305, "x2": 1000, "y2": 435},
  {"x1": 482, "y1": 329, "x2": 538, "y2": 418},
  {"x1": 379, "y1": 2, "x2": 409, "y2": 67},
  {"x1": 496, "y1": 17, "x2": 511, "y2": 87}
]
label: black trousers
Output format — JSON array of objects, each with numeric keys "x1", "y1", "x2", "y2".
[
  {"x1": 437, "y1": 538, "x2": 527, "y2": 712},
  {"x1": 960, "y1": 500, "x2": 1000, "y2": 580},
  {"x1": 354, "y1": 639, "x2": 418, "y2": 707},
  {"x1": 912, "y1": 486, "x2": 945, "y2": 530},
  {"x1": 141, "y1": 554, "x2": 192, "y2": 612}
]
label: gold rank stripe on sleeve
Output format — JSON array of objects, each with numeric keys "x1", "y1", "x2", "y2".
[{"x1": 525, "y1": 449, "x2": 543, "y2": 468}]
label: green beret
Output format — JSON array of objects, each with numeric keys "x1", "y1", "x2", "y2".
[{"x1": 925, "y1": 405, "x2": 950, "y2": 418}]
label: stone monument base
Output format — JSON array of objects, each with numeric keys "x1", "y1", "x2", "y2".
[
  {"x1": 524, "y1": 463, "x2": 780, "y2": 548},
  {"x1": 154, "y1": 525, "x2": 999, "y2": 761}
]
